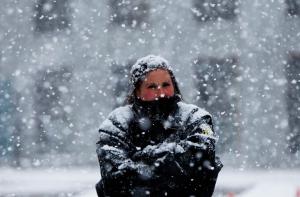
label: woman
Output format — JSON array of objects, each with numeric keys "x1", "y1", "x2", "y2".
[{"x1": 96, "y1": 55, "x2": 223, "y2": 197}]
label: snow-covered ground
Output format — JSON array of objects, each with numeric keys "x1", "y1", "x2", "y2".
[
  {"x1": 216, "y1": 168, "x2": 300, "y2": 197},
  {"x1": 0, "y1": 167, "x2": 299, "y2": 197},
  {"x1": 0, "y1": 167, "x2": 98, "y2": 197}
]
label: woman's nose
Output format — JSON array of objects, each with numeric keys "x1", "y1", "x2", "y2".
[{"x1": 156, "y1": 86, "x2": 166, "y2": 97}]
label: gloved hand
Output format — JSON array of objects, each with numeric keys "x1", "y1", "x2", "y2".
[
  {"x1": 176, "y1": 137, "x2": 216, "y2": 173},
  {"x1": 111, "y1": 160, "x2": 138, "y2": 179},
  {"x1": 132, "y1": 142, "x2": 184, "y2": 163},
  {"x1": 153, "y1": 152, "x2": 185, "y2": 175}
]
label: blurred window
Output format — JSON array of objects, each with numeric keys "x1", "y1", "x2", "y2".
[
  {"x1": 193, "y1": 56, "x2": 240, "y2": 152},
  {"x1": 192, "y1": 0, "x2": 238, "y2": 22},
  {"x1": 285, "y1": 53, "x2": 300, "y2": 153},
  {"x1": 110, "y1": 60, "x2": 134, "y2": 107},
  {"x1": 34, "y1": 0, "x2": 70, "y2": 33},
  {"x1": 0, "y1": 80, "x2": 15, "y2": 156},
  {"x1": 34, "y1": 67, "x2": 72, "y2": 152},
  {"x1": 286, "y1": 0, "x2": 300, "y2": 16},
  {"x1": 109, "y1": 0, "x2": 149, "y2": 28}
]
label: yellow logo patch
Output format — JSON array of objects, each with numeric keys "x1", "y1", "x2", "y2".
[{"x1": 200, "y1": 124, "x2": 213, "y2": 136}]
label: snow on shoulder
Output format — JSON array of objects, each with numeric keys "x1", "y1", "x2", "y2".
[
  {"x1": 177, "y1": 101, "x2": 211, "y2": 123},
  {"x1": 100, "y1": 105, "x2": 133, "y2": 131},
  {"x1": 177, "y1": 101, "x2": 217, "y2": 140}
]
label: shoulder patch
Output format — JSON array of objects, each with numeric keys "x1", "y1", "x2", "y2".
[{"x1": 199, "y1": 123, "x2": 214, "y2": 136}]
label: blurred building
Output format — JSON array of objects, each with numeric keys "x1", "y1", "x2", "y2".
[{"x1": 0, "y1": 0, "x2": 299, "y2": 168}]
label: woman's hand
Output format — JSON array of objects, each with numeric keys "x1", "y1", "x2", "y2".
[{"x1": 132, "y1": 142, "x2": 184, "y2": 162}]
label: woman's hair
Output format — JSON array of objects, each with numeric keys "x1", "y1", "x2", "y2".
[{"x1": 125, "y1": 69, "x2": 182, "y2": 105}]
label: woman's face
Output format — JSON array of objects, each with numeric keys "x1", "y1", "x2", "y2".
[{"x1": 136, "y1": 69, "x2": 175, "y2": 101}]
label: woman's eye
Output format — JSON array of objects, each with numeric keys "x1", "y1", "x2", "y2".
[
  {"x1": 148, "y1": 84, "x2": 157, "y2": 89},
  {"x1": 162, "y1": 82, "x2": 170, "y2": 87}
]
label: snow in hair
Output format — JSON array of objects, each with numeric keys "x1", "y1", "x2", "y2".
[{"x1": 130, "y1": 55, "x2": 173, "y2": 85}]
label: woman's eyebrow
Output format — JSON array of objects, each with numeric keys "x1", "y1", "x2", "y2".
[
  {"x1": 145, "y1": 82, "x2": 157, "y2": 86},
  {"x1": 162, "y1": 80, "x2": 172, "y2": 84}
]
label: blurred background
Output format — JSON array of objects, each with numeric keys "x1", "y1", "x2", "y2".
[{"x1": 0, "y1": 0, "x2": 300, "y2": 196}]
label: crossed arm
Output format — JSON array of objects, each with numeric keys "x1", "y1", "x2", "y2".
[
  {"x1": 97, "y1": 112, "x2": 222, "y2": 195},
  {"x1": 131, "y1": 114, "x2": 219, "y2": 176}
]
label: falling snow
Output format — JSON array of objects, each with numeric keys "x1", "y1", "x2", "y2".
[{"x1": 1, "y1": 0, "x2": 300, "y2": 196}]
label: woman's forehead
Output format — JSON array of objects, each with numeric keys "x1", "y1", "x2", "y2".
[{"x1": 144, "y1": 69, "x2": 171, "y2": 80}]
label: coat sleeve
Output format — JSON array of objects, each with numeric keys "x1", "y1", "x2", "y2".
[
  {"x1": 96, "y1": 108, "x2": 154, "y2": 196},
  {"x1": 135, "y1": 107, "x2": 221, "y2": 171},
  {"x1": 131, "y1": 107, "x2": 222, "y2": 196},
  {"x1": 176, "y1": 107, "x2": 223, "y2": 196}
]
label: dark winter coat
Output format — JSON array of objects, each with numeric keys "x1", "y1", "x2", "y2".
[{"x1": 96, "y1": 96, "x2": 223, "y2": 197}]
